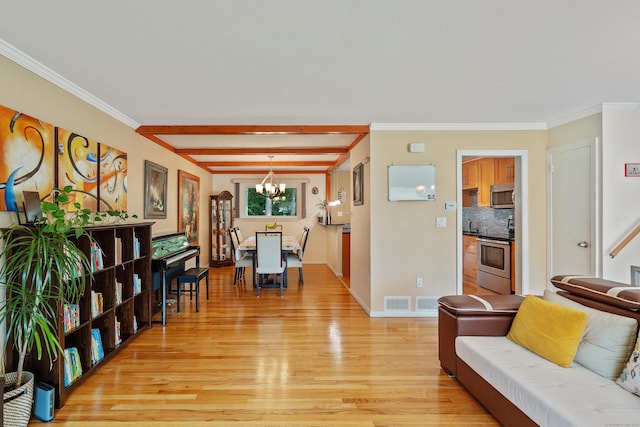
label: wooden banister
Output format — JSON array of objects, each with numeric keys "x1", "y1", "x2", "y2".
[{"x1": 609, "y1": 223, "x2": 640, "y2": 258}]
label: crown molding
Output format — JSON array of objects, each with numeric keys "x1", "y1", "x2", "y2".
[
  {"x1": 0, "y1": 38, "x2": 139, "y2": 129},
  {"x1": 370, "y1": 122, "x2": 547, "y2": 131},
  {"x1": 546, "y1": 104, "x2": 603, "y2": 129}
]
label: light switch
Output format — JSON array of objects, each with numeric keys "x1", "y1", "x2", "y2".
[
  {"x1": 443, "y1": 201, "x2": 457, "y2": 211},
  {"x1": 436, "y1": 217, "x2": 447, "y2": 228}
]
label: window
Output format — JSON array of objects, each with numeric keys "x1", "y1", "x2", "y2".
[{"x1": 241, "y1": 184, "x2": 298, "y2": 218}]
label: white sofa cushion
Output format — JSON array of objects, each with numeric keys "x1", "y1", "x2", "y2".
[
  {"x1": 456, "y1": 336, "x2": 640, "y2": 426},
  {"x1": 543, "y1": 290, "x2": 638, "y2": 380}
]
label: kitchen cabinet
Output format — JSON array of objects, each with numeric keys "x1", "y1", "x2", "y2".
[
  {"x1": 209, "y1": 191, "x2": 234, "y2": 267},
  {"x1": 494, "y1": 157, "x2": 515, "y2": 184},
  {"x1": 463, "y1": 235, "x2": 477, "y2": 283},
  {"x1": 462, "y1": 160, "x2": 478, "y2": 190},
  {"x1": 477, "y1": 158, "x2": 495, "y2": 206}
]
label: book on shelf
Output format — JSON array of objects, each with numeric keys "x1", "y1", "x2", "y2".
[
  {"x1": 133, "y1": 231, "x2": 141, "y2": 259},
  {"x1": 133, "y1": 273, "x2": 141, "y2": 295},
  {"x1": 91, "y1": 290, "x2": 103, "y2": 318},
  {"x1": 115, "y1": 236, "x2": 123, "y2": 265},
  {"x1": 63, "y1": 347, "x2": 82, "y2": 387},
  {"x1": 63, "y1": 304, "x2": 80, "y2": 332},
  {"x1": 115, "y1": 281, "x2": 123, "y2": 305},
  {"x1": 90, "y1": 328, "x2": 105, "y2": 365},
  {"x1": 115, "y1": 316, "x2": 122, "y2": 346},
  {"x1": 90, "y1": 242, "x2": 104, "y2": 272}
]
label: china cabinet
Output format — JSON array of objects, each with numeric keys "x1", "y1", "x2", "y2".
[{"x1": 209, "y1": 191, "x2": 234, "y2": 267}]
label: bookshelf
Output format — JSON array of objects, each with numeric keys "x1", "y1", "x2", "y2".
[{"x1": 13, "y1": 222, "x2": 153, "y2": 408}]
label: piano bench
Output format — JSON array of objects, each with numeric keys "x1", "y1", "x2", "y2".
[{"x1": 176, "y1": 267, "x2": 210, "y2": 313}]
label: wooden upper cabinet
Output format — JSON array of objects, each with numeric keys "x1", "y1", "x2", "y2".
[
  {"x1": 462, "y1": 160, "x2": 478, "y2": 190},
  {"x1": 494, "y1": 157, "x2": 515, "y2": 184},
  {"x1": 477, "y1": 158, "x2": 495, "y2": 206}
]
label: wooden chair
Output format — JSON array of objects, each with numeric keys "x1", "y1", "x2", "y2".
[
  {"x1": 287, "y1": 227, "x2": 310, "y2": 284},
  {"x1": 255, "y1": 231, "x2": 286, "y2": 296},
  {"x1": 229, "y1": 229, "x2": 252, "y2": 286}
]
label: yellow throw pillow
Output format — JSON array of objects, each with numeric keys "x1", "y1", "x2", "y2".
[{"x1": 507, "y1": 295, "x2": 588, "y2": 368}]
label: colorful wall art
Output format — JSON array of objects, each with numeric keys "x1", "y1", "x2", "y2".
[
  {"x1": 56, "y1": 127, "x2": 100, "y2": 211},
  {"x1": 98, "y1": 144, "x2": 127, "y2": 211},
  {"x1": 0, "y1": 105, "x2": 55, "y2": 211}
]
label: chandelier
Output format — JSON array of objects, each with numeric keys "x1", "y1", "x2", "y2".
[{"x1": 256, "y1": 156, "x2": 286, "y2": 200}]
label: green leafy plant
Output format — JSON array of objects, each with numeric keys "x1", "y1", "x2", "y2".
[{"x1": 0, "y1": 186, "x2": 135, "y2": 387}]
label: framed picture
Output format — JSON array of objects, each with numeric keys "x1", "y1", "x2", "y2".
[
  {"x1": 353, "y1": 162, "x2": 364, "y2": 206},
  {"x1": 144, "y1": 160, "x2": 168, "y2": 219},
  {"x1": 625, "y1": 163, "x2": 640, "y2": 177},
  {"x1": 178, "y1": 169, "x2": 200, "y2": 244}
]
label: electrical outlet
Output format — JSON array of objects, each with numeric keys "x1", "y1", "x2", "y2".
[
  {"x1": 416, "y1": 277, "x2": 423, "y2": 288},
  {"x1": 436, "y1": 217, "x2": 447, "y2": 228}
]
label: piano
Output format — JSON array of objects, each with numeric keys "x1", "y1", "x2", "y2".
[{"x1": 151, "y1": 232, "x2": 200, "y2": 325}]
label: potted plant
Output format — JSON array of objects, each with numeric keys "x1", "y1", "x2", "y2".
[
  {"x1": 0, "y1": 186, "x2": 100, "y2": 426},
  {"x1": 315, "y1": 199, "x2": 327, "y2": 224}
]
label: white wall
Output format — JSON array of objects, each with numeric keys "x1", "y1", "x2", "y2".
[{"x1": 602, "y1": 104, "x2": 640, "y2": 282}]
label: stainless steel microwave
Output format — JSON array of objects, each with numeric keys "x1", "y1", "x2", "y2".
[{"x1": 490, "y1": 183, "x2": 514, "y2": 208}]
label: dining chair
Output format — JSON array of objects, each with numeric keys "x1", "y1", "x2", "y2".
[
  {"x1": 229, "y1": 229, "x2": 252, "y2": 286},
  {"x1": 287, "y1": 227, "x2": 310, "y2": 285},
  {"x1": 255, "y1": 231, "x2": 286, "y2": 296},
  {"x1": 232, "y1": 226, "x2": 243, "y2": 244}
]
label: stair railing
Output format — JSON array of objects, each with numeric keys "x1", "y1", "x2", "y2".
[{"x1": 609, "y1": 223, "x2": 640, "y2": 258}]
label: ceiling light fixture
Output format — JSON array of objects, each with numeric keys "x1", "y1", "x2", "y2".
[{"x1": 256, "y1": 155, "x2": 286, "y2": 200}]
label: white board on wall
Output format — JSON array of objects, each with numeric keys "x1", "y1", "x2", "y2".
[{"x1": 387, "y1": 165, "x2": 436, "y2": 201}]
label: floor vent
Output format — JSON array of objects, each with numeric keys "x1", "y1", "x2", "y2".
[
  {"x1": 416, "y1": 296, "x2": 439, "y2": 311},
  {"x1": 384, "y1": 296, "x2": 411, "y2": 311}
]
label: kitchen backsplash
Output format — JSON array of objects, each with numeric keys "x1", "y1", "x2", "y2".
[{"x1": 462, "y1": 191, "x2": 514, "y2": 237}]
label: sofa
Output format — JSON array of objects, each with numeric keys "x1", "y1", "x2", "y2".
[{"x1": 438, "y1": 276, "x2": 640, "y2": 426}]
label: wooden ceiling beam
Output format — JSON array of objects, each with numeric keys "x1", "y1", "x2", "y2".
[
  {"x1": 199, "y1": 161, "x2": 334, "y2": 167},
  {"x1": 136, "y1": 125, "x2": 369, "y2": 135},
  {"x1": 208, "y1": 169, "x2": 328, "y2": 175},
  {"x1": 176, "y1": 147, "x2": 348, "y2": 155}
]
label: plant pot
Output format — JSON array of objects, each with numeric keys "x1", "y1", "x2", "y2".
[{"x1": 3, "y1": 371, "x2": 34, "y2": 427}]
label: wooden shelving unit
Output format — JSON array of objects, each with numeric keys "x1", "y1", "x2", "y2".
[{"x1": 11, "y1": 222, "x2": 153, "y2": 409}]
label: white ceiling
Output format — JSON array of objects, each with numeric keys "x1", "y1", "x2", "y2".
[{"x1": 2, "y1": 1, "x2": 640, "y2": 173}]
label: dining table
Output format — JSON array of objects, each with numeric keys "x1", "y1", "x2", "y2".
[{"x1": 236, "y1": 235, "x2": 302, "y2": 289}]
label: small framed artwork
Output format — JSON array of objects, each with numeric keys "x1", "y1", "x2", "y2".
[
  {"x1": 144, "y1": 160, "x2": 168, "y2": 219},
  {"x1": 353, "y1": 162, "x2": 364, "y2": 206},
  {"x1": 624, "y1": 163, "x2": 640, "y2": 177},
  {"x1": 178, "y1": 170, "x2": 200, "y2": 244}
]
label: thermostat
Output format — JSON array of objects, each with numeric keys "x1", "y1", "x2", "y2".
[{"x1": 443, "y1": 201, "x2": 457, "y2": 211}]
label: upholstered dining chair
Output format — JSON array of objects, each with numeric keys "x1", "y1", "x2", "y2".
[
  {"x1": 229, "y1": 229, "x2": 252, "y2": 286},
  {"x1": 287, "y1": 227, "x2": 310, "y2": 285},
  {"x1": 232, "y1": 226, "x2": 243, "y2": 245},
  {"x1": 255, "y1": 231, "x2": 286, "y2": 296}
]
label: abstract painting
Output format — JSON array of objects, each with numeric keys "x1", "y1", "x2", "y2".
[
  {"x1": 0, "y1": 104, "x2": 54, "y2": 211},
  {"x1": 56, "y1": 127, "x2": 100, "y2": 211},
  {"x1": 98, "y1": 143, "x2": 127, "y2": 211}
]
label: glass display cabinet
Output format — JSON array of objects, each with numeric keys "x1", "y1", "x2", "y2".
[{"x1": 209, "y1": 191, "x2": 234, "y2": 267}]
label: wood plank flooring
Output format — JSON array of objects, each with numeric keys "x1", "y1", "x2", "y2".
[{"x1": 45, "y1": 265, "x2": 499, "y2": 426}]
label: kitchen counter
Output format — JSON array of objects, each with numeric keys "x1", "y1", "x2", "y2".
[{"x1": 463, "y1": 231, "x2": 513, "y2": 241}]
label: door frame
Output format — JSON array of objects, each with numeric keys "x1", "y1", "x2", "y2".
[
  {"x1": 456, "y1": 150, "x2": 529, "y2": 295},
  {"x1": 546, "y1": 138, "x2": 601, "y2": 279}
]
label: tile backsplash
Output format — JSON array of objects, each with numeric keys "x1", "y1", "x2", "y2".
[{"x1": 462, "y1": 191, "x2": 513, "y2": 237}]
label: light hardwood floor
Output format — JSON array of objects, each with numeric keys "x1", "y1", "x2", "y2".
[{"x1": 45, "y1": 265, "x2": 499, "y2": 426}]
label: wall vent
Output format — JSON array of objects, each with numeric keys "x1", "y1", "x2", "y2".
[
  {"x1": 416, "y1": 296, "x2": 439, "y2": 311},
  {"x1": 384, "y1": 296, "x2": 411, "y2": 311}
]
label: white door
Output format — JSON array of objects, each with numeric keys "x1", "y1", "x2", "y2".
[{"x1": 547, "y1": 139, "x2": 599, "y2": 277}]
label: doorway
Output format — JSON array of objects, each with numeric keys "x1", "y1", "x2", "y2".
[{"x1": 456, "y1": 150, "x2": 529, "y2": 296}]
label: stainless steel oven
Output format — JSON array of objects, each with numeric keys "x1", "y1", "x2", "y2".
[{"x1": 477, "y1": 237, "x2": 511, "y2": 294}]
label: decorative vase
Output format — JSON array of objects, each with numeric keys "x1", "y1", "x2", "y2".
[{"x1": 3, "y1": 371, "x2": 35, "y2": 427}]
